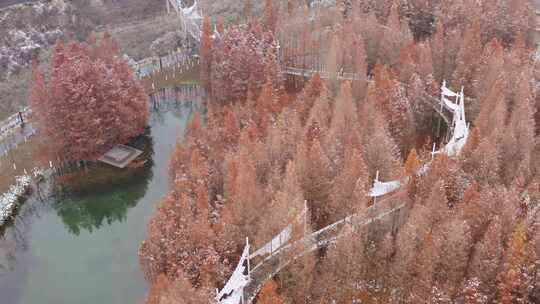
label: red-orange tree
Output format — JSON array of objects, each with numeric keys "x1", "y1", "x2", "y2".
[
  {"x1": 210, "y1": 22, "x2": 279, "y2": 104},
  {"x1": 200, "y1": 16, "x2": 213, "y2": 93},
  {"x1": 30, "y1": 34, "x2": 148, "y2": 164}
]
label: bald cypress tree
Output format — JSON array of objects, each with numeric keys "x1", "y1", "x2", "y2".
[
  {"x1": 243, "y1": 0, "x2": 253, "y2": 20},
  {"x1": 452, "y1": 19, "x2": 482, "y2": 90},
  {"x1": 31, "y1": 37, "x2": 148, "y2": 164},
  {"x1": 501, "y1": 72, "x2": 536, "y2": 184},
  {"x1": 258, "y1": 280, "x2": 286, "y2": 304},
  {"x1": 263, "y1": 0, "x2": 277, "y2": 33},
  {"x1": 201, "y1": 16, "x2": 212, "y2": 94}
]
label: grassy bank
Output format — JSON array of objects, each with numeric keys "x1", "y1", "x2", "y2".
[
  {"x1": 111, "y1": 14, "x2": 182, "y2": 60},
  {"x1": 0, "y1": 137, "x2": 39, "y2": 193}
]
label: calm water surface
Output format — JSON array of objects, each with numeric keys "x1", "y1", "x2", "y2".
[{"x1": 0, "y1": 105, "x2": 197, "y2": 304}]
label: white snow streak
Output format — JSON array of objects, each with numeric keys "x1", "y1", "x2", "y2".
[{"x1": 216, "y1": 243, "x2": 250, "y2": 304}]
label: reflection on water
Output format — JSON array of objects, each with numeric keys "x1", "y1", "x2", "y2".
[
  {"x1": 55, "y1": 179, "x2": 150, "y2": 235},
  {"x1": 0, "y1": 103, "x2": 198, "y2": 304},
  {"x1": 54, "y1": 133, "x2": 155, "y2": 236},
  {"x1": 0, "y1": 193, "x2": 44, "y2": 273}
]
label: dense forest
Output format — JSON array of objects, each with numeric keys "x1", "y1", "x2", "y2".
[{"x1": 139, "y1": 0, "x2": 540, "y2": 303}]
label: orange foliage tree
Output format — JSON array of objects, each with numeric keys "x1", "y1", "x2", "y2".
[{"x1": 30, "y1": 34, "x2": 148, "y2": 164}]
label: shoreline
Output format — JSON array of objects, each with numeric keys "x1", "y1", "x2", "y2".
[{"x1": 0, "y1": 169, "x2": 42, "y2": 228}]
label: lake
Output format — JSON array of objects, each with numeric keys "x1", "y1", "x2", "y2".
[{"x1": 0, "y1": 103, "x2": 198, "y2": 304}]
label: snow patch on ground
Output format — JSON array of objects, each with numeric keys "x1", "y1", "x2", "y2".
[
  {"x1": 0, "y1": 168, "x2": 44, "y2": 226},
  {"x1": 0, "y1": 175, "x2": 31, "y2": 226},
  {"x1": 0, "y1": 1, "x2": 66, "y2": 80}
]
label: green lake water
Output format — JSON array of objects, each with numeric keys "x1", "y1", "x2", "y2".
[{"x1": 0, "y1": 104, "x2": 198, "y2": 304}]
